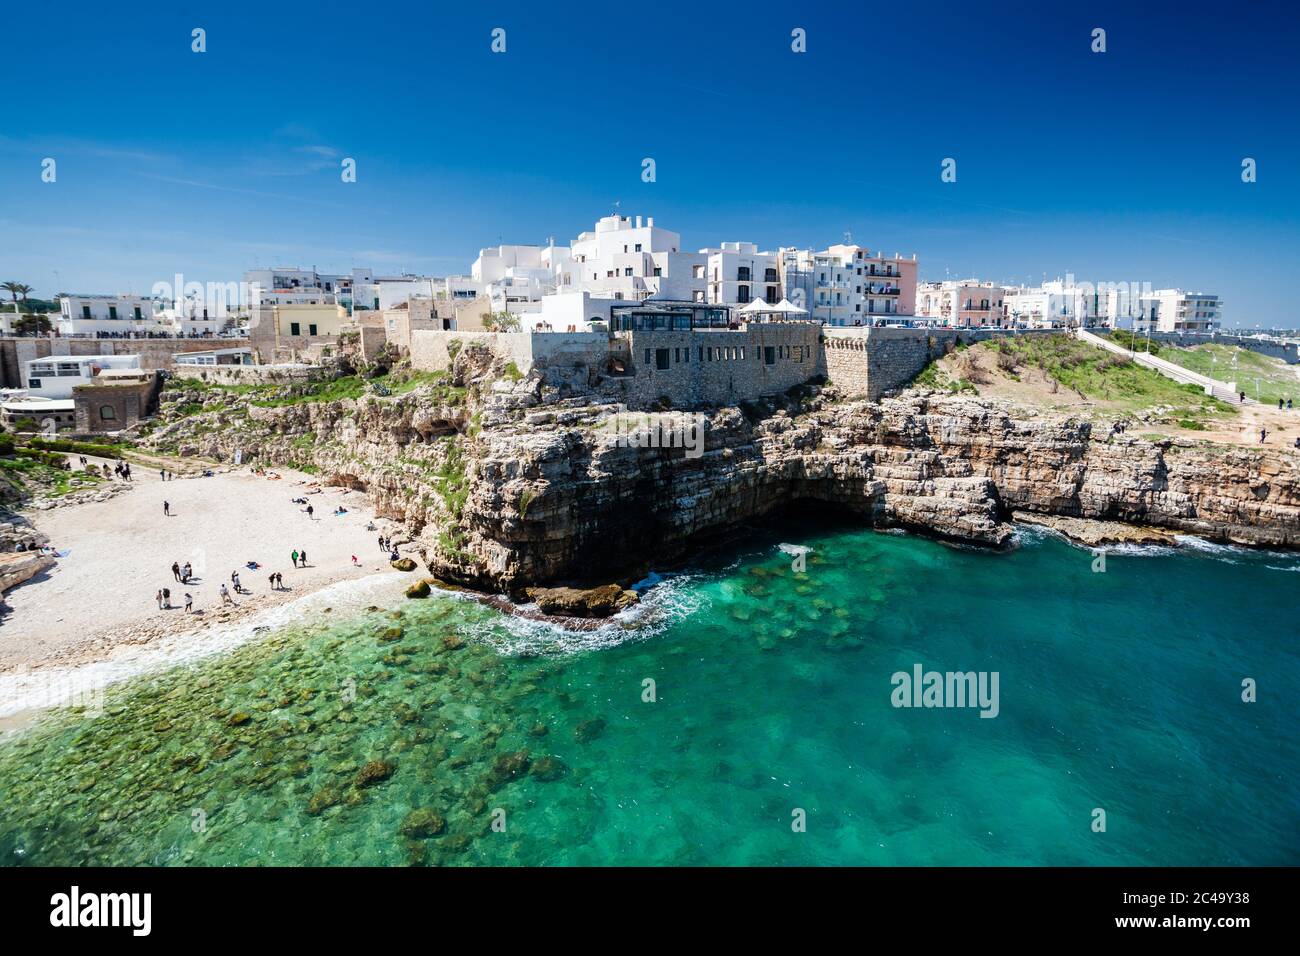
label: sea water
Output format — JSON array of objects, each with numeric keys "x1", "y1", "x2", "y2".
[{"x1": 1, "y1": 523, "x2": 1296, "y2": 866}]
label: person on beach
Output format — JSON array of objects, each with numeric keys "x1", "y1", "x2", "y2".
[
  {"x1": 291, "y1": 549, "x2": 299, "y2": 567},
  {"x1": 1288, "y1": 398, "x2": 1294, "y2": 411},
  {"x1": 299, "y1": 549, "x2": 308, "y2": 567},
  {"x1": 162, "y1": 587, "x2": 171, "y2": 609},
  {"x1": 156, "y1": 589, "x2": 164, "y2": 609},
  {"x1": 378, "y1": 535, "x2": 385, "y2": 551},
  {"x1": 269, "y1": 572, "x2": 277, "y2": 590},
  {"x1": 1240, "y1": 391, "x2": 1246, "y2": 403},
  {"x1": 1260, "y1": 427, "x2": 1268, "y2": 443},
  {"x1": 306, "y1": 504, "x2": 314, "y2": 519},
  {"x1": 160, "y1": 469, "x2": 165, "y2": 481},
  {"x1": 164, "y1": 500, "x2": 170, "y2": 516},
  {"x1": 183, "y1": 561, "x2": 193, "y2": 582},
  {"x1": 231, "y1": 570, "x2": 241, "y2": 592},
  {"x1": 351, "y1": 555, "x2": 360, "y2": 566},
  {"x1": 220, "y1": 583, "x2": 234, "y2": 605},
  {"x1": 185, "y1": 593, "x2": 193, "y2": 613},
  {"x1": 172, "y1": 561, "x2": 181, "y2": 582}
]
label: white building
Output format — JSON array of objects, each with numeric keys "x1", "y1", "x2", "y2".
[
  {"x1": 21, "y1": 354, "x2": 143, "y2": 399},
  {"x1": 57, "y1": 295, "x2": 169, "y2": 336},
  {"x1": 704, "y1": 242, "x2": 781, "y2": 306},
  {"x1": 560, "y1": 214, "x2": 705, "y2": 303},
  {"x1": 780, "y1": 245, "x2": 919, "y2": 326},
  {"x1": 1004, "y1": 277, "x2": 1108, "y2": 329},
  {"x1": 1140, "y1": 290, "x2": 1220, "y2": 333}
]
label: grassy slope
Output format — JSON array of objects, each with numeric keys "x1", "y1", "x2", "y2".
[
  {"x1": 915, "y1": 334, "x2": 1236, "y2": 427},
  {"x1": 1157, "y1": 343, "x2": 1298, "y2": 407}
]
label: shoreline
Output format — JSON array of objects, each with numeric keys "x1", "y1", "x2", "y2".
[{"x1": 0, "y1": 462, "x2": 411, "y2": 676}]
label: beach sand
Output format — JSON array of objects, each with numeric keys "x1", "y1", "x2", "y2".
[{"x1": 0, "y1": 462, "x2": 411, "y2": 673}]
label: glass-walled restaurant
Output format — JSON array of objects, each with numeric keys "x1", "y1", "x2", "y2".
[{"x1": 609, "y1": 302, "x2": 731, "y2": 332}]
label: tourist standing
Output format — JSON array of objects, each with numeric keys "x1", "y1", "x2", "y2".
[
  {"x1": 156, "y1": 589, "x2": 164, "y2": 609},
  {"x1": 164, "y1": 500, "x2": 170, "y2": 516},
  {"x1": 220, "y1": 583, "x2": 234, "y2": 605},
  {"x1": 184, "y1": 593, "x2": 193, "y2": 613},
  {"x1": 162, "y1": 587, "x2": 171, "y2": 609},
  {"x1": 299, "y1": 549, "x2": 308, "y2": 567},
  {"x1": 172, "y1": 561, "x2": 181, "y2": 582},
  {"x1": 183, "y1": 561, "x2": 192, "y2": 582}
]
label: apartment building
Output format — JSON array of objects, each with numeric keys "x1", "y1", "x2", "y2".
[
  {"x1": 1140, "y1": 290, "x2": 1221, "y2": 333},
  {"x1": 704, "y1": 242, "x2": 781, "y2": 306},
  {"x1": 57, "y1": 295, "x2": 169, "y2": 336},
  {"x1": 781, "y1": 246, "x2": 918, "y2": 326},
  {"x1": 916, "y1": 280, "x2": 1006, "y2": 328}
]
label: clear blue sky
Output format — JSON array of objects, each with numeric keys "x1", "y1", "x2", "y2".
[{"x1": 2, "y1": 0, "x2": 1298, "y2": 327}]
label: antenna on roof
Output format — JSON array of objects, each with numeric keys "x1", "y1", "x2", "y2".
[{"x1": 843, "y1": 230, "x2": 852, "y2": 244}]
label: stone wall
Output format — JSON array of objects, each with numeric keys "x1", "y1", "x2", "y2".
[
  {"x1": 170, "y1": 363, "x2": 330, "y2": 386},
  {"x1": 0, "y1": 337, "x2": 251, "y2": 388},
  {"x1": 409, "y1": 330, "x2": 533, "y2": 374},
  {"x1": 822, "y1": 327, "x2": 1060, "y2": 400},
  {"x1": 608, "y1": 323, "x2": 821, "y2": 408}
]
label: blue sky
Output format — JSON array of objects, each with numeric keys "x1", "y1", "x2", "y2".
[{"x1": 2, "y1": 0, "x2": 1298, "y2": 326}]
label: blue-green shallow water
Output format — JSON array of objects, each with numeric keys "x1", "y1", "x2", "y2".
[{"x1": 1, "y1": 524, "x2": 1296, "y2": 866}]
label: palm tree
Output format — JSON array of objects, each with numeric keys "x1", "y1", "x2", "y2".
[{"x1": 1, "y1": 281, "x2": 33, "y2": 317}]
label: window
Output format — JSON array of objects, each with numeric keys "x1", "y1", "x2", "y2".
[
  {"x1": 764, "y1": 346, "x2": 776, "y2": 365},
  {"x1": 109, "y1": 306, "x2": 118, "y2": 320},
  {"x1": 737, "y1": 267, "x2": 751, "y2": 282},
  {"x1": 28, "y1": 377, "x2": 42, "y2": 388},
  {"x1": 99, "y1": 405, "x2": 116, "y2": 421},
  {"x1": 81, "y1": 305, "x2": 92, "y2": 319},
  {"x1": 764, "y1": 268, "x2": 777, "y2": 282},
  {"x1": 738, "y1": 285, "x2": 750, "y2": 302},
  {"x1": 309, "y1": 324, "x2": 318, "y2": 335},
  {"x1": 624, "y1": 268, "x2": 633, "y2": 277},
  {"x1": 707, "y1": 347, "x2": 714, "y2": 361},
  {"x1": 635, "y1": 244, "x2": 642, "y2": 252},
  {"x1": 133, "y1": 307, "x2": 142, "y2": 320},
  {"x1": 653, "y1": 267, "x2": 662, "y2": 277},
  {"x1": 290, "y1": 322, "x2": 301, "y2": 335},
  {"x1": 698, "y1": 347, "x2": 703, "y2": 362},
  {"x1": 655, "y1": 349, "x2": 670, "y2": 371},
  {"x1": 644, "y1": 349, "x2": 652, "y2": 365}
]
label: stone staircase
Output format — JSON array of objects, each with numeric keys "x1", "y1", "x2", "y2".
[{"x1": 1075, "y1": 328, "x2": 1254, "y2": 405}]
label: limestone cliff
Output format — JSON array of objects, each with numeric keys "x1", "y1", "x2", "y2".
[{"x1": 142, "y1": 360, "x2": 1300, "y2": 593}]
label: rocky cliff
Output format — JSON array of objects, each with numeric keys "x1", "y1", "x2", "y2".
[{"x1": 143, "y1": 353, "x2": 1300, "y2": 593}]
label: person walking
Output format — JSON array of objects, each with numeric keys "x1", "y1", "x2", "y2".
[
  {"x1": 162, "y1": 587, "x2": 171, "y2": 609},
  {"x1": 1260, "y1": 427, "x2": 1268, "y2": 443},
  {"x1": 306, "y1": 504, "x2": 314, "y2": 519},
  {"x1": 299, "y1": 549, "x2": 307, "y2": 567},
  {"x1": 291, "y1": 549, "x2": 299, "y2": 568},
  {"x1": 231, "y1": 570, "x2": 241, "y2": 593},
  {"x1": 219, "y1": 583, "x2": 234, "y2": 605},
  {"x1": 378, "y1": 535, "x2": 385, "y2": 552},
  {"x1": 184, "y1": 593, "x2": 193, "y2": 613},
  {"x1": 172, "y1": 561, "x2": 181, "y2": 582},
  {"x1": 160, "y1": 469, "x2": 166, "y2": 481},
  {"x1": 269, "y1": 573, "x2": 277, "y2": 590},
  {"x1": 1279, "y1": 398, "x2": 1285, "y2": 411},
  {"x1": 1288, "y1": 398, "x2": 1293, "y2": 411},
  {"x1": 163, "y1": 500, "x2": 170, "y2": 516},
  {"x1": 1240, "y1": 391, "x2": 1246, "y2": 403}
]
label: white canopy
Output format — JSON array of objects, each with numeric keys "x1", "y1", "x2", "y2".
[{"x1": 740, "y1": 297, "x2": 809, "y2": 316}]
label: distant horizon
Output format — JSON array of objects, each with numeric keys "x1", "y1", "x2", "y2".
[{"x1": 3, "y1": 1, "x2": 1298, "y2": 327}]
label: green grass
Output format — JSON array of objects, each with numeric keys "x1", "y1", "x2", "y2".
[
  {"x1": 991, "y1": 334, "x2": 1235, "y2": 422},
  {"x1": 1158, "y1": 343, "x2": 1298, "y2": 408},
  {"x1": 0, "y1": 454, "x2": 105, "y2": 499},
  {"x1": 913, "y1": 360, "x2": 978, "y2": 395}
]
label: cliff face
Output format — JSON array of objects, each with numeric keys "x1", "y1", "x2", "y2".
[{"x1": 145, "y1": 372, "x2": 1300, "y2": 592}]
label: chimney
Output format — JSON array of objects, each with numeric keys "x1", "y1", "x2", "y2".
[
  {"x1": 635, "y1": 215, "x2": 642, "y2": 228},
  {"x1": 647, "y1": 216, "x2": 654, "y2": 227}
]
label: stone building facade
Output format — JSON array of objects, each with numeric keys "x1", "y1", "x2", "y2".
[{"x1": 72, "y1": 374, "x2": 161, "y2": 433}]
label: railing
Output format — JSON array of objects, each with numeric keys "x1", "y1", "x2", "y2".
[{"x1": 1076, "y1": 328, "x2": 1251, "y2": 404}]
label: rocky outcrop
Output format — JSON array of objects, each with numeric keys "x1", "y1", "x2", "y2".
[
  {"x1": 524, "y1": 584, "x2": 638, "y2": 618},
  {"x1": 1, "y1": 550, "x2": 53, "y2": 594},
  {"x1": 140, "y1": 373, "x2": 1300, "y2": 596}
]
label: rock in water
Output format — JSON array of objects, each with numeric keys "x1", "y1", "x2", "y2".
[{"x1": 525, "y1": 584, "x2": 638, "y2": 618}]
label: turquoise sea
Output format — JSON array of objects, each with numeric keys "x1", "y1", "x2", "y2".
[{"x1": 1, "y1": 520, "x2": 1297, "y2": 866}]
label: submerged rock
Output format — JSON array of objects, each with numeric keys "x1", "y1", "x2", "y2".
[
  {"x1": 405, "y1": 579, "x2": 432, "y2": 599},
  {"x1": 355, "y1": 760, "x2": 395, "y2": 787},
  {"x1": 574, "y1": 717, "x2": 606, "y2": 743},
  {"x1": 485, "y1": 750, "x2": 531, "y2": 790},
  {"x1": 400, "y1": 808, "x2": 447, "y2": 838},
  {"x1": 305, "y1": 786, "x2": 341, "y2": 815},
  {"x1": 532, "y1": 755, "x2": 568, "y2": 782}
]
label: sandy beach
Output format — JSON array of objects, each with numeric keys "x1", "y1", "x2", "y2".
[{"x1": 0, "y1": 461, "x2": 412, "y2": 673}]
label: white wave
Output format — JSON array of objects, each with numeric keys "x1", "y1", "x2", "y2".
[
  {"x1": 0, "y1": 572, "x2": 410, "y2": 723},
  {"x1": 777, "y1": 543, "x2": 812, "y2": 556},
  {"x1": 468, "y1": 572, "x2": 708, "y2": 657}
]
